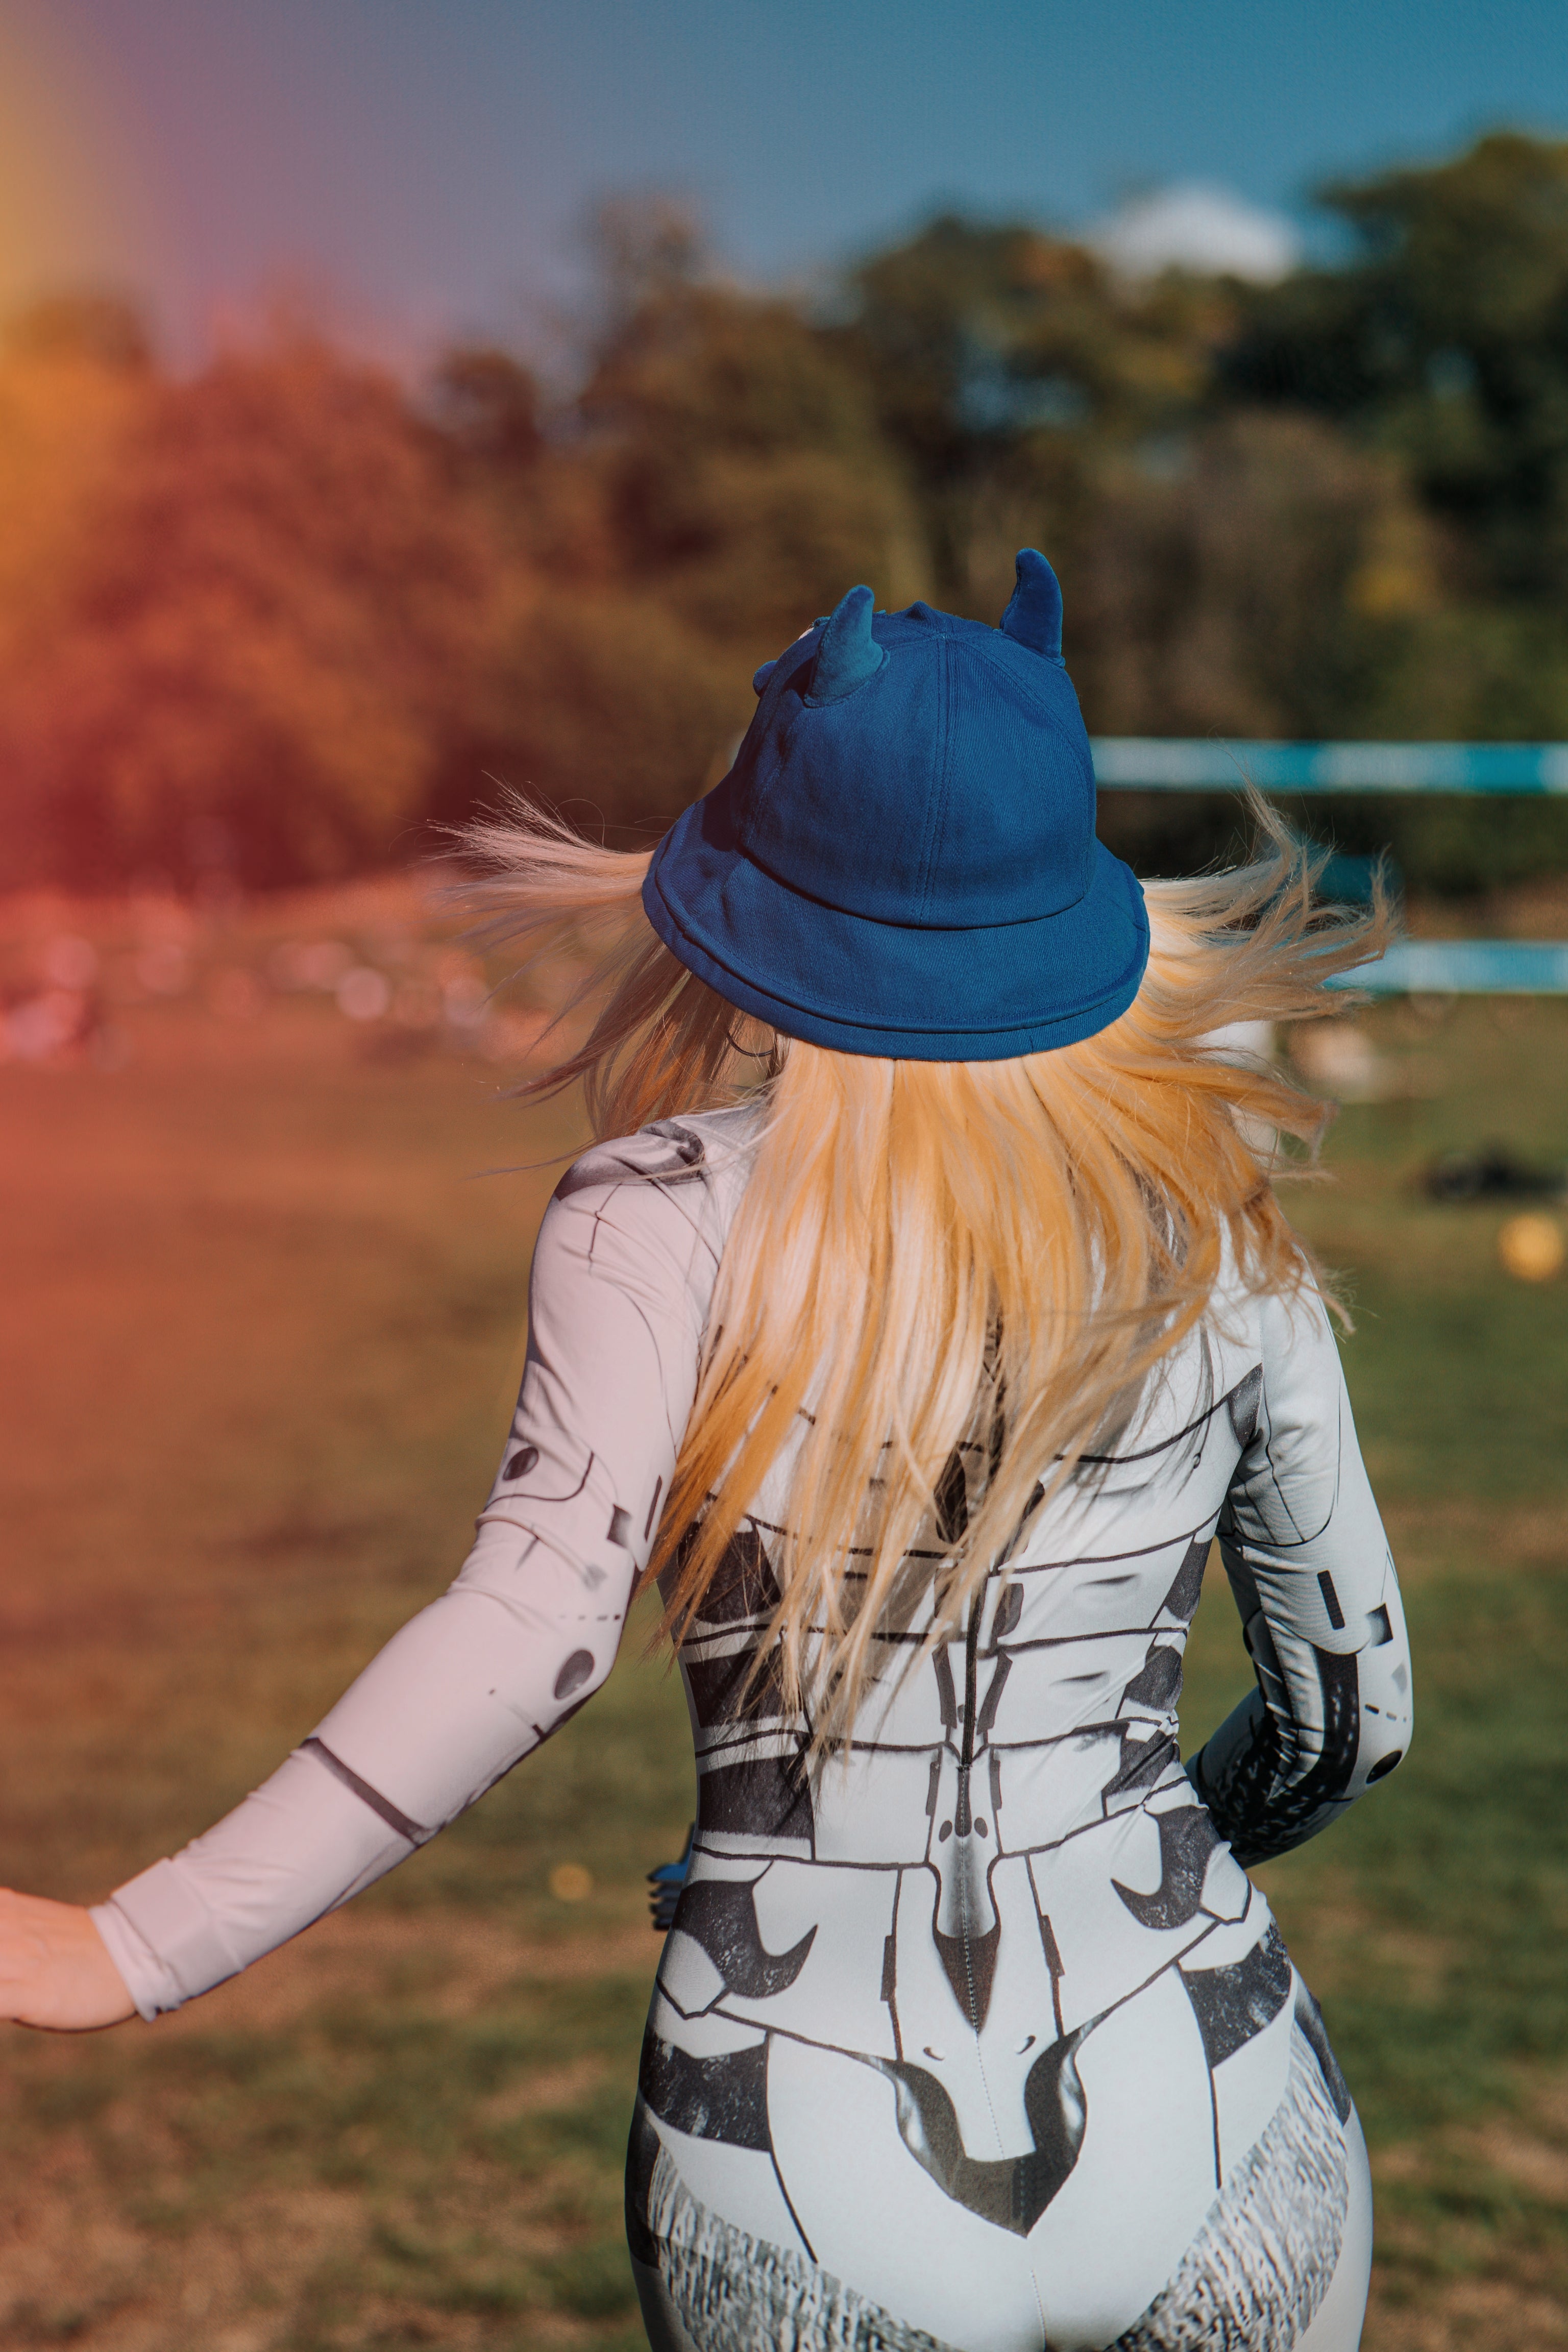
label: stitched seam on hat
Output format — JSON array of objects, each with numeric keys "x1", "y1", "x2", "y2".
[
  {"x1": 657, "y1": 925, "x2": 1142, "y2": 1034},
  {"x1": 914, "y1": 638, "x2": 953, "y2": 923},
  {"x1": 653, "y1": 827, "x2": 1133, "y2": 931},
  {"x1": 967, "y1": 635, "x2": 1093, "y2": 746},
  {"x1": 733, "y1": 641, "x2": 819, "y2": 856},
  {"x1": 644, "y1": 855, "x2": 1149, "y2": 1032}
]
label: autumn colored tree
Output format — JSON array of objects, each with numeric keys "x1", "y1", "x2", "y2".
[
  {"x1": 1, "y1": 333, "x2": 496, "y2": 889},
  {"x1": 437, "y1": 213, "x2": 928, "y2": 838},
  {"x1": 6, "y1": 145, "x2": 1568, "y2": 895},
  {"x1": 0, "y1": 300, "x2": 151, "y2": 734},
  {"x1": 427, "y1": 330, "x2": 752, "y2": 837},
  {"x1": 581, "y1": 287, "x2": 925, "y2": 645}
]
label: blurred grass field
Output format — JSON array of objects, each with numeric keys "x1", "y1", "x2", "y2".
[{"x1": 0, "y1": 916, "x2": 1564, "y2": 2352}]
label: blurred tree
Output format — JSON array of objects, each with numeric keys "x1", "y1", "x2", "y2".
[
  {"x1": 427, "y1": 342, "x2": 623, "y2": 587},
  {"x1": 1227, "y1": 134, "x2": 1568, "y2": 603},
  {"x1": 1200, "y1": 134, "x2": 1568, "y2": 884},
  {"x1": 453, "y1": 581, "x2": 750, "y2": 842},
  {"x1": 839, "y1": 215, "x2": 1230, "y2": 605},
  {"x1": 430, "y1": 345, "x2": 544, "y2": 476},
  {"x1": 438, "y1": 248, "x2": 933, "y2": 837},
  {"x1": 581, "y1": 275, "x2": 927, "y2": 647},
  {"x1": 1, "y1": 336, "x2": 496, "y2": 888},
  {"x1": 587, "y1": 192, "x2": 709, "y2": 338},
  {"x1": 3, "y1": 291, "x2": 154, "y2": 374},
  {"x1": 0, "y1": 302, "x2": 152, "y2": 700},
  {"x1": 1067, "y1": 411, "x2": 1441, "y2": 740},
  {"x1": 6, "y1": 161, "x2": 1568, "y2": 898},
  {"x1": 834, "y1": 192, "x2": 1568, "y2": 890}
]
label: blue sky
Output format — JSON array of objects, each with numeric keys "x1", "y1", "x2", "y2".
[{"x1": 9, "y1": 0, "x2": 1568, "y2": 361}]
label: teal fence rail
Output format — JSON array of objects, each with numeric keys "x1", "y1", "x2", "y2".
[
  {"x1": 1090, "y1": 739, "x2": 1568, "y2": 795},
  {"x1": 1090, "y1": 740, "x2": 1568, "y2": 994},
  {"x1": 1324, "y1": 941, "x2": 1568, "y2": 994}
]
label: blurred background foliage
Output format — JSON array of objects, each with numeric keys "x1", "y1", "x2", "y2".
[{"x1": 8, "y1": 131, "x2": 1568, "y2": 895}]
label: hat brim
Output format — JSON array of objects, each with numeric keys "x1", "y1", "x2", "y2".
[{"x1": 643, "y1": 806, "x2": 1150, "y2": 1061}]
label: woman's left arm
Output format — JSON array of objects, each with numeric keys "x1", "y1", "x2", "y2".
[{"x1": 83, "y1": 1159, "x2": 714, "y2": 2022}]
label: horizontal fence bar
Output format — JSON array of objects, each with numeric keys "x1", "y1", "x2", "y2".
[
  {"x1": 1085, "y1": 740, "x2": 1567, "y2": 992},
  {"x1": 1091, "y1": 739, "x2": 1568, "y2": 794},
  {"x1": 1326, "y1": 941, "x2": 1568, "y2": 995}
]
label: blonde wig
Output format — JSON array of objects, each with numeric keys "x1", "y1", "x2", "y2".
[{"x1": 460, "y1": 794, "x2": 1389, "y2": 1743}]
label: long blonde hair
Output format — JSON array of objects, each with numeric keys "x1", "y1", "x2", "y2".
[{"x1": 460, "y1": 794, "x2": 1388, "y2": 1742}]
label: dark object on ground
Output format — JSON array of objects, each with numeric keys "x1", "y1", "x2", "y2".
[
  {"x1": 1424, "y1": 1147, "x2": 1568, "y2": 1204},
  {"x1": 647, "y1": 1822, "x2": 694, "y2": 1931}
]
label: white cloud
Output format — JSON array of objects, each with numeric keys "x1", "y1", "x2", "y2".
[{"x1": 1087, "y1": 183, "x2": 1301, "y2": 284}]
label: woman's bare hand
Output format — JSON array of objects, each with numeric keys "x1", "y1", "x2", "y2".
[{"x1": 0, "y1": 1891, "x2": 137, "y2": 2030}]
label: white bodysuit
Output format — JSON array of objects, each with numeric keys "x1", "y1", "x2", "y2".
[{"x1": 93, "y1": 1107, "x2": 1411, "y2": 2352}]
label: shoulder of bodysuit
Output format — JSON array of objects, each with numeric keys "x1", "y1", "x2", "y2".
[
  {"x1": 551, "y1": 1101, "x2": 763, "y2": 1204},
  {"x1": 1200, "y1": 1243, "x2": 1338, "y2": 1440}
]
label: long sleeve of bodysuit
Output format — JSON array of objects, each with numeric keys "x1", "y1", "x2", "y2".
[
  {"x1": 91, "y1": 1132, "x2": 724, "y2": 2019},
  {"x1": 1186, "y1": 1284, "x2": 1413, "y2": 1867}
]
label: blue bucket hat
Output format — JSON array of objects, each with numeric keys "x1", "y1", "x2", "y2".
[{"x1": 642, "y1": 550, "x2": 1149, "y2": 1060}]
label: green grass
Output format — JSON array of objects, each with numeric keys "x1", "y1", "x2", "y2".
[{"x1": 0, "y1": 967, "x2": 1564, "y2": 2349}]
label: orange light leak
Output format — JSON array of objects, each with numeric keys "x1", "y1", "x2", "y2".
[{"x1": 0, "y1": 5, "x2": 166, "y2": 320}]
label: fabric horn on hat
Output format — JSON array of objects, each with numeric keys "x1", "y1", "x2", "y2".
[
  {"x1": 806, "y1": 583, "x2": 886, "y2": 706},
  {"x1": 999, "y1": 549, "x2": 1065, "y2": 665}
]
